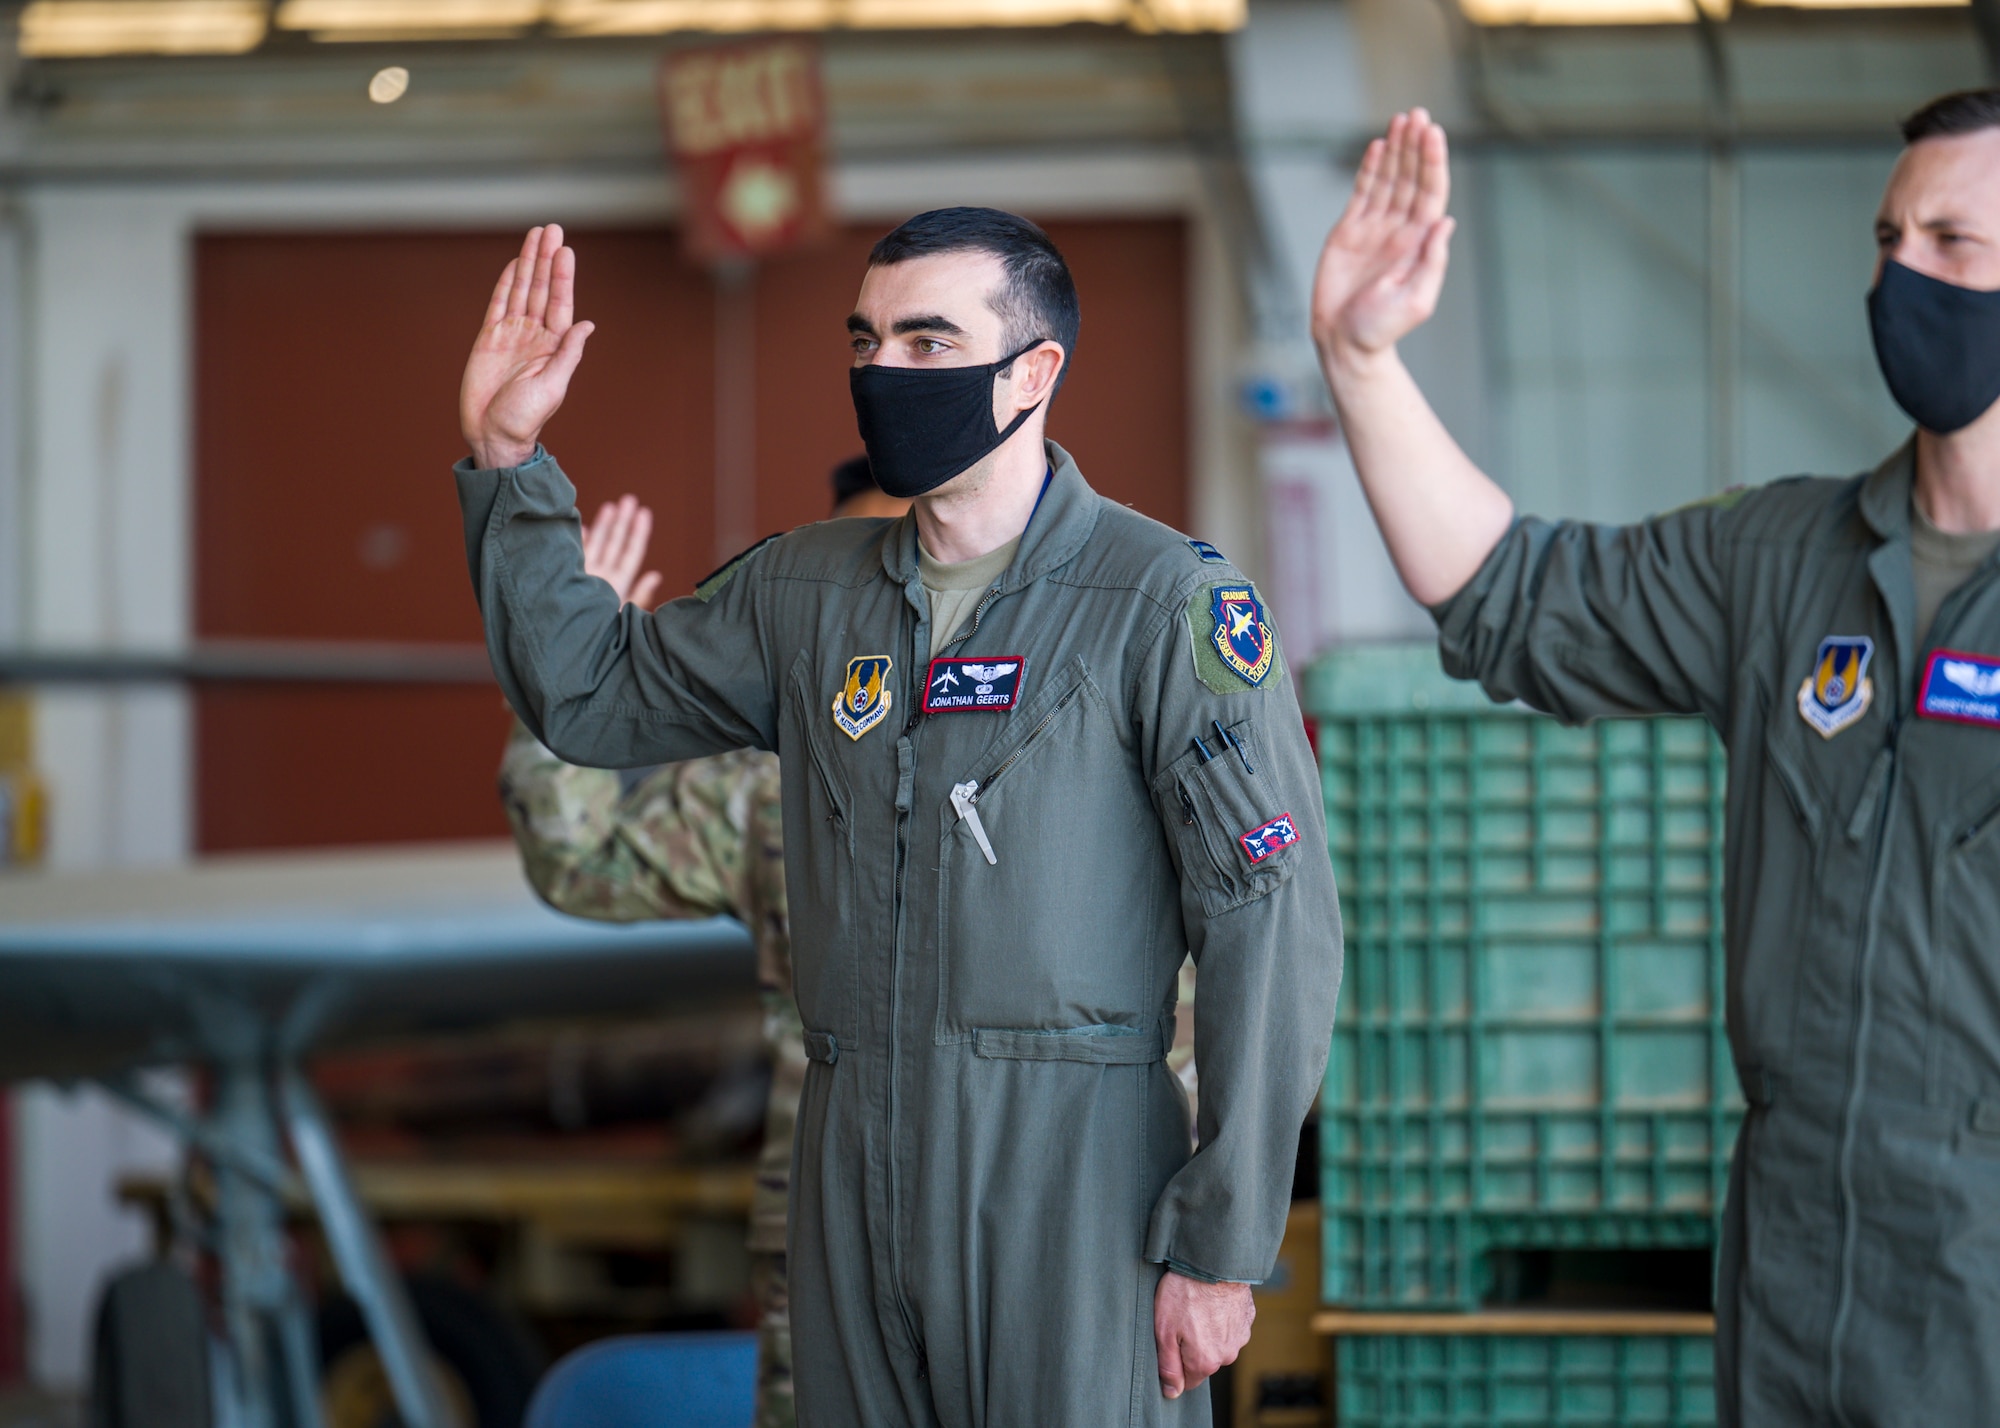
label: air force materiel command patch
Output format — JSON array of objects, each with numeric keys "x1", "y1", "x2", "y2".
[
  {"x1": 832, "y1": 655, "x2": 894, "y2": 740},
  {"x1": 1797, "y1": 636, "x2": 1875, "y2": 739},
  {"x1": 1210, "y1": 585, "x2": 1276, "y2": 687},
  {"x1": 1187, "y1": 539, "x2": 1227, "y2": 563},
  {"x1": 1240, "y1": 812, "x2": 1300, "y2": 865},
  {"x1": 923, "y1": 656, "x2": 1025, "y2": 714},
  {"x1": 1919, "y1": 649, "x2": 2000, "y2": 728}
]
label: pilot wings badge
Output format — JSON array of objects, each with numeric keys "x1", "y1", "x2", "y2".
[
  {"x1": 832, "y1": 655, "x2": 894, "y2": 741},
  {"x1": 1210, "y1": 585, "x2": 1275, "y2": 687},
  {"x1": 1797, "y1": 636, "x2": 1875, "y2": 739}
]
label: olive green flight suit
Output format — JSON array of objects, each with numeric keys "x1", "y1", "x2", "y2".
[
  {"x1": 456, "y1": 440, "x2": 1342, "y2": 1428},
  {"x1": 1433, "y1": 443, "x2": 2000, "y2": 1428}
]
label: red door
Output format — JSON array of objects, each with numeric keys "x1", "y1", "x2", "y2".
[{"x1": 194, "y1": 219, "x2": 1187, "y2": 851}]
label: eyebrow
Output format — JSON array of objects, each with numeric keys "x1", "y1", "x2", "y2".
[{"x1": 845, "y1": 311, "x2": 968, "y2": 338}]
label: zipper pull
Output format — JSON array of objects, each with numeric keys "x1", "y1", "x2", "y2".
[
  {"x1": 1178, "y1": 785, "x2": 1197, "y2": 826},
  {"x1": 950, "y1": 781, "x2": 998, "y2": 865}
]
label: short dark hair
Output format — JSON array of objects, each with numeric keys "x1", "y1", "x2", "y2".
[
  {"x1": 830, "y1": 453, "x2": 877, "y2": 508},
  {"x1": 1902, "y1": 88, "x2": 2000, "y2": 144},
  {"x1": 867, "y1": 207, "x2": 1081, "y2": 395}
]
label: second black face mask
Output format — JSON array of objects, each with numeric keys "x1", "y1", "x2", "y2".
[
  {"x1": 1868, "y1": 258, "x2": 2000, "y2": 435},
  {"x1": 850, "y1": 340, "x2": 1048, "y2": 499}
]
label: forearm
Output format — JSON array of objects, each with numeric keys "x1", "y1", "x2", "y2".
[
  {"x1": 1319, "y1": 343, "x2": 1514, "y2": 608},
  {"x1": 456, "y1": 448, "x2": 776, "y2": 765}
]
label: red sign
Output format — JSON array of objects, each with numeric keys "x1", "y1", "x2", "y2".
[{"x1": 659, "y1": 39, "x2": 830, "y2": 264}]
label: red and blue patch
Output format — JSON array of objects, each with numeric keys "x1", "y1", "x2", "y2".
[
  {"x1": 1919, "y1": 648, "x2": 2000, "y2": 728},
  {"x1": 922, "y1": 656, "x2": 1026, "y2": 714},
  {"x1": 1240, "y1": 812, "x2": 1300, "y2": 865}
]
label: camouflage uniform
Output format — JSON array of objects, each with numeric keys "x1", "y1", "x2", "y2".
[{"x1": 498, "y1": 722, "x2": 801, "y2": 1428}]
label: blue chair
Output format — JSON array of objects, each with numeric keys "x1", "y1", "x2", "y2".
[{"x1": 524, "y1": 1331, "x2": 758, "y2": 1428}]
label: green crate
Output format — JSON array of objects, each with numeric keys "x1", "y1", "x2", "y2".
[
  {"x1": 1336, "y1": 1333, "x2": 1717, "y2": 1428},
  {"x1": 1308, "y1": 646, "x2": 1743, "y2": 1308}
]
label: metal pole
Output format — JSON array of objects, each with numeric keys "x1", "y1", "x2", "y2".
[
  {"x1": 211, "y1": 1059, "x2": 301, "y2": 1428},
  {"x1": 1696, "y1": 13, "x2": 1739, "y2": 497},
  {"x1": 280, "y1": 1066, "x2": 452, "y2": 1428}
]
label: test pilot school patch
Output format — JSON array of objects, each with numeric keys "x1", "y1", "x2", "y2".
[
  {"x1": 1797, "y1": 636, "x2": 1875, "y2": 739},
  {"x1": 833, "y1": 655, "x2": 894, "y2": 741},
  {"x1": 1240, "y1": 813, "x2": 1300, "y2": 865},
  {"x1": 1210, "y1": 585, "x2": 1276, "y2": 688},
  {"x1": 923, "y1": 656, "x2": 1026, "y2": 714},
  {"x1": 1919, "y1": 649, "x2": 2000, "y2": 728}
]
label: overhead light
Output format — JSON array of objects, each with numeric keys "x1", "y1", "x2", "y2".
[
  {"x1": 1740, "y1": 0, "x2": 1965, "y2": 8},
  {"x1": 1460, "y1": 0, "x2": 1718, "y2": 20},
  {"x1": 18, "y1": 0, "x2": 270, "y2": 56},
  {"x1": 368, "y1": 64, "x2": 410, "y2": 100},
  {"x1": 551, "y1": 0, "x2": 1240, "y2": 32},
  {"x1": 273, "y1": 0, "x2": 546, "y2": 40}
]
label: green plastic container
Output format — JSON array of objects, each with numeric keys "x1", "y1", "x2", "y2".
[
  {"x1": 1309, "y1": 645, "x2": 1743, "y2": 1308},
  {"x1": 1336, "y1": 1333, "x2": 1717, "y2": 1428}
]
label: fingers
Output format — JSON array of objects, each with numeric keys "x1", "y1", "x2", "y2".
[
  {"x1": 483, "y1": 260, "x2": 518, "y2": 331},
  {"x1": 610, "y1": 504, "x2": 654, "y2": 589},
  {"x1": 629, "y1": 571, "x2": 662, "y2": 609},
  {"x1": 1350, "y1": 135, "x2": 1387, "y2": 221},
  {"x1": 506, "y1": 226, "x2": 543, "y2": 318},
  {"x1": 545, "y1": 319, "x2": 594, "y2": 392},
  {"x1": 527, "y1": 224, "x2": 563, "y2": 326},
  {"x1": 549, "y1": 244, "x2": 577, "y2": 333},
  {"x1": 1407, "y1": 216, "x2": 1456, "y2": 315},
  {"x1": 1156, "y1": 1322, "x2": 1185, "y2": 1400},
  {"x1": 1414, "y1": 110, "x2": 1451, "y2": 224}
]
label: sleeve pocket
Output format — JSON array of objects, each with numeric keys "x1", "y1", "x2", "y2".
[{"x1": 1153, "y1": 716, "x2": 1299, "y2": 917}]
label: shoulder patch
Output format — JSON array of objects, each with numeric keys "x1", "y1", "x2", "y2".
[
  {"x1": 1184, "y1": 581, "x2": 1284, "y2": 695},
  {"x1": 1187, "y1": 539, "x2": 1227, "y2": 564},
  {"x1": 694, "y1": 532, "x2": 781, "y2": 603}
]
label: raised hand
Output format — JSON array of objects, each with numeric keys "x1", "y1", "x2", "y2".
[
  {"x1": 1310, "y1": 109, "x2": 1455, "y2": 371},
  {"x1": 460, "y1": 225, "x2": 595, "y2": 470},
  {"x1": 582, "y1": 495, "x2": 663, "y2": 609}
]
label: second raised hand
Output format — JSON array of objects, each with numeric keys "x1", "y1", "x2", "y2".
[
  {"x1": 459, "y1": 224, "x2": 596, "y2": 471},
  {"x1": 1310, "y1": 108, "x2": 1456, "y2": 372},
  {"x1": 582, "y1": 495, "x2": 663, "y2": 609}
]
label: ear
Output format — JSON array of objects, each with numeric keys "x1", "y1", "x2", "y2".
[{"x1": 1006, "y1": 341, "x2": 1066, "y2": 412}]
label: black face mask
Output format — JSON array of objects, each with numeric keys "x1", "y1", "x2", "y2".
[
  {"x1": 1868, "y1": 258, "x2": 2000, "y2": 435},
  {"x1": 850, "y1": 340, "x2": 1050, "y2": 499}
]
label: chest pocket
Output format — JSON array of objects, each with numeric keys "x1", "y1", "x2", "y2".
[
  {"x1": 1153, "y1": 716, "x2": 1298, "y2": 918},
  {"x1": 935, "y1": 659, "x2": 1172, "y2": 1035}
]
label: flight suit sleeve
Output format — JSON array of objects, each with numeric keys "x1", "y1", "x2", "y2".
[
  {"x1": 1433, "y1": 504, "x2": 1736, "y2": 728},
  {"x1": 497, "y1": 719, "x2": 737, "y2": 923},
  {"x1": 1136, "y1": 582, "x2": 1344, "y2": 1284},
  {"x1": 457, "y1": 447, "x2": 779, "y2": 767}
]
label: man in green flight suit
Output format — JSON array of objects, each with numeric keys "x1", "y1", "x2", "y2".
[
  {"x1": 453, "y1": 207, "x2": 1343, "y2": 1425},
  {"x1": 1313, "y1": 91, "x2": 2000, "y2": 1425},
  {"x1": 498, "y1": 457, "x2": 907, "y2": 1428}
]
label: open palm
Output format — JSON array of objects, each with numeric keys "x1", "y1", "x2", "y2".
[
  {"x1": 1311, "y1": 110, "x2": 1456, "y2": 363},
  {"x1": 460, "y1": 225, "x2": 595, "y2": 470}
]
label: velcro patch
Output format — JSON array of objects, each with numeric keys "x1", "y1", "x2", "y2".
[
  {"x1": 1187, "y1": 539, "x2": 1227, "y2": 563},
  {"x1": 1240, "y1": 812, "x2": 1300, "y2": 864},
  {"x1": 1919, "y1": 649, "x2": 2000, "y2": 727},
  {"x1": 923, "y1": 656, "x2": 1026, "y2": 714}
]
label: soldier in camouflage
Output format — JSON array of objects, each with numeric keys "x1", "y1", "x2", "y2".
[{"x1": 500, "y1": 460, "x2": 905, "y2": 1428}]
